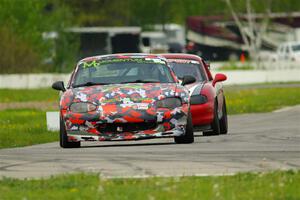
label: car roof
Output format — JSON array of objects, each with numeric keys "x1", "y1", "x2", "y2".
[
  {"x1": 78, "y1": 53, "x2": 166, "y2": 64},
  {"x1": 160, "y1": 53, "x2": 204, "y2": 61}
]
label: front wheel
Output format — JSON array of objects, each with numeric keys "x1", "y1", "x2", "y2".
[
  {"x1": 174, "y1": 112, "x2": 194, "y2": 144},
  {"x1": 60, "y1": 118, "x2": 80, "y2": 148}
]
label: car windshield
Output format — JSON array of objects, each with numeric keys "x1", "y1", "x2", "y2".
[
  {"x1": 168, "y1": 60, "x2": 206, "y2": 82},
  {"x1": 292, "y1": 44, "x2": 300, "y2": 52},
  {"x1": 72, "y1": 57, "x2": 175, "y2": 87}
]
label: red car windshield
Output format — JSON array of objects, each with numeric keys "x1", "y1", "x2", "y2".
[
  {"x1": 168, "y1": 59, "x2": 206, "y2": 82},
  {"x1": 72, "y1": 58, "x2": 175, "y2": 87}
]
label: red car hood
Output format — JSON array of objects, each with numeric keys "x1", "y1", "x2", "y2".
[{"x1": 185, "y1": 82, "x2": 205, "y2": 96}]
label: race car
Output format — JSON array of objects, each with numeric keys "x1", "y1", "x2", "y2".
[
  {"x1": 161, "y1": 54, "x2": 228, "y2": 136},
  {"x1": 52, "y1": 54, "x2": 196, "y2": 148}
]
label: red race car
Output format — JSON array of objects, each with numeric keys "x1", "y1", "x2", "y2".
[
  {"x1": 161, "y1": 54, "x2": 228, "y2": 136},
  {"x1": 52, "y1": 54, "x2": 196, "y2": 148}
]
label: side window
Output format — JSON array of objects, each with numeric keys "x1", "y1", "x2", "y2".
[{"x1": 142, "y1": 38, "x2": 150, "y2": 47}]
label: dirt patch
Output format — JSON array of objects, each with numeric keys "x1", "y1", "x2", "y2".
[{"x1": 0, "y1": 101, "x2": 58, "y2": 111}]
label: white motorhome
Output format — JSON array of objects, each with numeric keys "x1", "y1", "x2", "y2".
[
  {"x1": 141, "y1": 31, "x2": 168, "y2": 53},
  {"x1": 154, "y1": 24, "x2": 186, "y2": 46}
]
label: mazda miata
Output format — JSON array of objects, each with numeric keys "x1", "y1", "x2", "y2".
[{"x1": 52, "y1": 54, "x2": 196, "y2": 148}]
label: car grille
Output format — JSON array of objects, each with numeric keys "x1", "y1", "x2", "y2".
[{"x1": 97, "y1": 122, "x2": 157, "y2": 133}]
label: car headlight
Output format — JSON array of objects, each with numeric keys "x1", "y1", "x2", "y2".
[
  {"x1": 190, "y1": 95, "x2": 207, "y2": 105},
  {"x1": 156, "y1": 98, "x2": 182, "y2": 109},
  {"x1": 70, "y1": 102, "x2": 97, "y2": 113}
]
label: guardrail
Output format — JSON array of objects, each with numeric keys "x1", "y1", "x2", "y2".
[
  {"x1": 0, "y1": 70, "x2": 300, "y2": 88},
  {"x1": 0, "y1": 73, "x2": 70, "y2": 89},
  {"x1": 215, "y1": 69, "x2": 300, "y2": 85}
]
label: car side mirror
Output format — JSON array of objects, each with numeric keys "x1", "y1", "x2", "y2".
[
  {"x1": 212, "y1": 73, "x2": 227, "y2": 86},
  {"x1": 52, "y1": 81, "x2": 66, "y2": 92},
  {"x1": 182, "y1": 75, "x2": 196, "y2": 86}
]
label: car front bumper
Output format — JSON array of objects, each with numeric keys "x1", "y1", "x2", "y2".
[
  {"x1": 61, "y1": 104, "x2": 189, "y2": 141},
  {"x1": 190, "y1": 102, "x2": 214, "y2": 126}
]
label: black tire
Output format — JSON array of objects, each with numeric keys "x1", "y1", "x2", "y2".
[
  {"x1": 219, "y1": 97, "x2": 228, "y2": 134},
  {"x1": 174, "y1": 112, "x2": 194, "y2": 144},
  {"x1": 60, "y1": 118, "x2": 80, "y2": 148},
  {"x1": 203, "y1": 100, "x2": 220, "y2": 136}
]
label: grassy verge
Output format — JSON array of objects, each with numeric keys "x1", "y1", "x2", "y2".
[
  {"x1": 0, "y1": 109, "x2": 57, "y2": 149},
  {"x1": 225, "y1": 87, "x2": 300, "y2": 114},
  {"x1": 217, "y1": 62, "x2": 255, "y2": 71},
  {"x1": 0, "y1": 88, "x2": 58, "y2": 103},
  {"x1": 0, "y1": 170, "x2": 299, "y2": 200}
]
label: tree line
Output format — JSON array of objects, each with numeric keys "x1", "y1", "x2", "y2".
[{"x1": 0, "y1": 0, "x2": 299, "y2": 73}]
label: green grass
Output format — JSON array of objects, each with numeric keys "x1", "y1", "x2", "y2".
[
  {"x1": 0, "y1": 88, "x2": 58, "y2": 103},
  {"x1": 0, "y1": 109, "x2": 57, "y2": 149},
  {"x1": 226, "y1": 87, "x2": 300, "y2": 114},
  {"x1": 218, "y1": 63, "x2": 254, "y2": 71},
  {"x1": 0, "y1": 170, "x2": 299, "y2": 200}
]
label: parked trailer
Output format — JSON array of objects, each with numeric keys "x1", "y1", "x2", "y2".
[{"x1": 66, "y1": 27, "x2": 142, "y2": 59}]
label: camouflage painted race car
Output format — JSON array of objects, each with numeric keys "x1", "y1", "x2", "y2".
[{"x1": 52, "y1": 54, "x2": 196, "y2": 148}]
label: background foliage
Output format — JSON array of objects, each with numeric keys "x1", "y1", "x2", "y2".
[
  {"x1": 0, "y1": 0, "x2": 75, "y2": 73},
  {"x1": 0, "y1": 0, "x2": 300, "y2": 73}
]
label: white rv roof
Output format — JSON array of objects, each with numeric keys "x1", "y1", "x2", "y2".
[
  {"x1": 66, "y1": 26, "x2": 141, "y2": 33},
  {"x1": 153, "y1": 23, "x2": 183, "y2": 31},
  {"x1": 141, "y1": 31, "x2": 166, "y2": 38}
]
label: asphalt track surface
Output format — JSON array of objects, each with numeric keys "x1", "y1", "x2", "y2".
[{"x1": 0, "y1": 106, "x2": 299, "y2": 179}]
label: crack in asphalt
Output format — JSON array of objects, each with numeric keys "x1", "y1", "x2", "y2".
[
  {"x1": 0, "y1": 158, "x2": 63, "y2": 171},
  {"x1": 108, "y1": 158, "x2": 156, "y2": 176}
]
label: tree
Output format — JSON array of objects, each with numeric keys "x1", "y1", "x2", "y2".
[
  {"x1": 224, "y1": 0, "x2": 272, "y2": 63},
  {"x1": 0, "y1": 0, "x2": 76, "y2": 73},
  {"x1": 0, "y1": 26, "x2": 40, "y2": 73}
]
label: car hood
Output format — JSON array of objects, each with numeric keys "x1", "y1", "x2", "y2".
[
  {"x1": 63, "y1": 83, "x2": 185, "y2": 107},
  {"x1": 185, "y1": 82, "x2": 205, "y2": 96}
]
